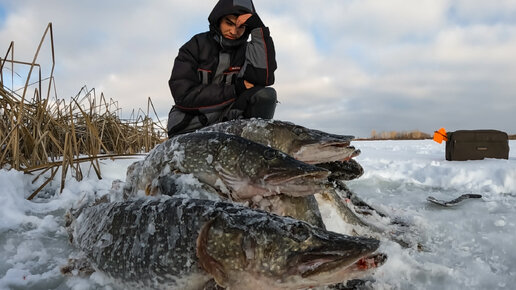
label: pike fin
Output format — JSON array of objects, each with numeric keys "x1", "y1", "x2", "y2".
[
  {"x1": 216, "y1": 166, "x2": 254, "y2": 200},
  {"x1": 196, "y1": 219, "x2": 229, "y2": 287}
]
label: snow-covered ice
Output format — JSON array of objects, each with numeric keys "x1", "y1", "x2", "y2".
[
  {"x1": 0, "y1": 140, "x2": 515, "y2": 289},
  {"x1": 346, "y1": 140, "x2": 516, "y2": 290}
]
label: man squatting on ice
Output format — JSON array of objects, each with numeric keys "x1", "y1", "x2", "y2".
[{"x1": 167, "y1": 0, "x2": 278, "y2": 137}]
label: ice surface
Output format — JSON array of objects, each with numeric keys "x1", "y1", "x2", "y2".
[{"x1": 0, "y1": 141, "x2": 515, "y2": 289}]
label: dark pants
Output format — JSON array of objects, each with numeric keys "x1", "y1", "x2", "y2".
[
  {"x1": 167, "y1": 87, "x2": 277, "y2": 138},
  {"x1": 227, "y1": 87, "x2": 277, "y2": 120}
]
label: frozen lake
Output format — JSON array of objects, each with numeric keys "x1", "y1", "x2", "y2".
[{"x1": 1, "y1": 140, "x2": 515, "y2": 289}]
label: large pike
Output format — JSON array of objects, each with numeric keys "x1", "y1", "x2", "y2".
[
  {"x1": 198, "y1": 119, "x2": 361, "y2": 164},
  {"x1": 196, "y1": 120, "x2": 415, "y2": 246},
  {"x1": 195, "y1": 120, "x2": 372, "y2": 228},
  {"x1": 123, "y1": 132, "x2": 330, "y2": 200},
  {"x1": 67, "y1": 198, "x2": 385, "y2": 290}
]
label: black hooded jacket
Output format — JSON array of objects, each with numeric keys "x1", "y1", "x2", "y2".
[{"x1": 169, "y1": 0, "x2": 277, "y2": 112}]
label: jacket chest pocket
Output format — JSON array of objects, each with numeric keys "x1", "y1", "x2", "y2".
[
  {"x1": 198, "y1": 66, "x2": 241, "y2": 86},
  {"x1": 197, "y1": 68, "x2": 212, "y2": 85},
  {"x1": 223, "y1": 70, "x2": 239, "y2": 85},
  {"x1": 222, "y1": 66, "x2": 241, "y2": 85}
]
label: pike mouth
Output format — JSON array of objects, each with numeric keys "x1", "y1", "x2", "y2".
[
  {"x1": 216, "y1": 166, "x2": 329, "y2": 199},
  {"x1": 293, "y1": 143, "x2": 361, "y2": 164},
  {"x1": 297, "y1": 252, "x2": 387, "y2": 278},
  {"x1": 262, "y1": 170, "x2": 330, "y2": 196},
  {"x1": 264, "y1": 170, "x2": 329, "y2": 184}
]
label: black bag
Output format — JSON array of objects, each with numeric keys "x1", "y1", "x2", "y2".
[{"x1": 446, "y1": 130, "x2": 509, "y2": 161}]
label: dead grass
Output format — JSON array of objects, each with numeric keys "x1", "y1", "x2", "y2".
[
  {"x1": 360, "y1": 130, "x2": 431, "y2": 140},
  {"x1": 362, "y1": 131, "x2": 515, "y2": 140},
  {"x1": 1, "y1": 23, "x2": 166, "y2": 199}
]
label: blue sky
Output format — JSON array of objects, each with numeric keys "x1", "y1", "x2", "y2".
[
  {"x1": 0, "y1": 4, "x2": 6, "y2": 30},
  {"x1": 1, "y1": 0, "x2": 516, "y2": 137}
]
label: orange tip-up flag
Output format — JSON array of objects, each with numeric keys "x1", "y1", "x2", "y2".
[{"x1": 433, "y1": 128, "x2": 448, "y2": 144}]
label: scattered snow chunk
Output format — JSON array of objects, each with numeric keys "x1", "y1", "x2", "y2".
[{"x1": 494, "y1": 220, "x2": 506, "y2": 227}]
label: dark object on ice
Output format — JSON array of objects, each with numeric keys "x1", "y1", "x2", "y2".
[
  {"x1": 445, "y1": 130, "x2": 509, "y2": 161},
  {"x1": 67, "y1": 198, "x2": 384, "y2": 289},
  {"x1": 427, "y1": 194, "x2": 483, "y2": 207}
]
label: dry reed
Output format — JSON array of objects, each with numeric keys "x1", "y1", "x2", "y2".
[
  {"x1": 365, "y1": 130, "x2": 432, "y2": 140},
  {"x1": 1, "y1": 23, "x2": 167, "y2": 200}
]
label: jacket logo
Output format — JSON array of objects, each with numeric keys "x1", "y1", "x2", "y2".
[{"x1": 227, "y1": 66, "x2": 241, "y2": 72}]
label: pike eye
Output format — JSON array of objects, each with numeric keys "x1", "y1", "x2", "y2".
[
  {"x1": 264, "y1": 149, "x2": 278, "y2": 160},
  {"x1": 293, "y1": 127, "x2": 304, "y2": 135}
]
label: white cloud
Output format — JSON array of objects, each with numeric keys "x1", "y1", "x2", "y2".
[
  {"x1": 434, "y1": 24, "x2": 516, "y2": 65},
  {"x1": 451, "y1": 0, "x2": 516, "y2": 23},
  {"x1": 1, "y1": 0, "x2": 516, "y2": 137},
  {"x1": 1, "y1": 0, "x2": 210, "y2": 109}
]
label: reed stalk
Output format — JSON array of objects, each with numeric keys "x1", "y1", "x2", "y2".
[{"x1": 0, "y1": 23, "x2": 167, "y2": 200}]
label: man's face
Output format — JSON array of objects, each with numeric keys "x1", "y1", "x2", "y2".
[{"x1": 220, "y1": 15, "x2": 246, "y2": 40}]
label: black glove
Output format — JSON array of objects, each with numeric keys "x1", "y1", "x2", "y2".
[
  {"x1": 235, "y1": 78, "x2": 247, "y2": 96},
  {"x1": 233, "y1": 85, "x2": 262, "y2": 111},
  {"x1": 244, "y1": 13, "x2": 265, "y2": 30},
  {"x1": 226, "y1": 109, "x2": 244, "y2": 120}
]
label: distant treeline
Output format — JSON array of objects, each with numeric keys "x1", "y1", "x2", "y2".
[
  {"x1": 360, "y1": 131, "x2": 516, "y2": 140},
  {"x1": 359, "y1": 130, "x2": 432, "y2": 140}
]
